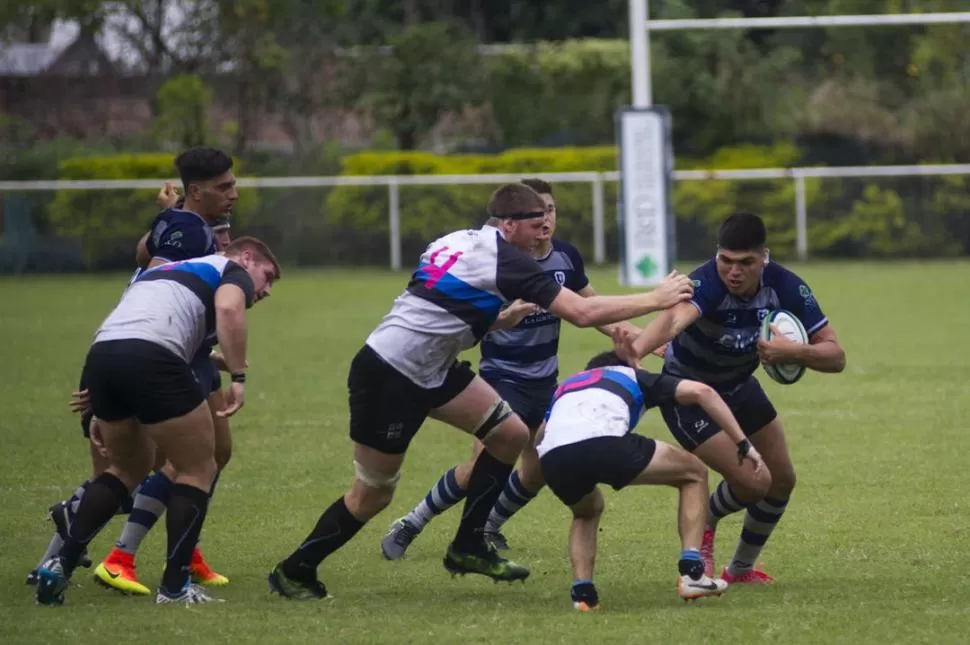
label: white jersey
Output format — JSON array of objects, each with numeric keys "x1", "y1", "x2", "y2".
[
  {"x1": 537, "y1": 365, "x2": 681, "y2": 457},
  {"x1": 95, "y1": 255, "x2": 254, "y2": 362},
  {"x1": 366, "y1": 225, "x2": 562, "y2": 388}
]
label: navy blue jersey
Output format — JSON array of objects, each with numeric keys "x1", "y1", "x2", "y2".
[
  {"x1": 479, "y1": 240, "x2": 590, "y2": 384},
  {"x1": 138, "y1": 208, "x2": 219, "y2": 357},
  {"x1": 664, "y1": 259, "x2": 829, "y2": 389}
]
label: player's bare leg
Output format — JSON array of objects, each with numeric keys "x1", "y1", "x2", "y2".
[
  {"x1": 627, "y1": 441, "x2": 728, "y2": 601},
  {"x1": 720, "y1": 418, "x2": 793, "y2": 584},
  {"x1": 566, "y1": 488, "x2": 604, "y2": 611},
  {"x1": 37, "y1": 418, "x2": 154, "y2": 606},
  {"x1": 692, "y1": 430, "x2": 773, "y2": 575},
  {"x1": 144, "y1": 401, "x2": 221, "y2": 603},
  {"x1": 187, "y1": 388, "x2": 232, "y2": 587},
  {"x1": 430, "y1": 376, "x2": 531, "y2": 582},
  {"x1": 272, "y1": 442, "x2": 404, "y2": 600},
  {"x1": 95, "y1": 442, "x2": 177, "y2": 595}
]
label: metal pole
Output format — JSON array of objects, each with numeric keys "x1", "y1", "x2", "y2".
[
  {"x1": 592, "y1": 174, "x2": 606, "y2": 265},
  {"x1": 794, "y1": 175, "x2": 808, "y2": 261},
  {"x1": 630, "y1": 0, "x2": 651, "y2": 106},
  {"x1": 388, "y1": 179, "x2": 401, "y2": 271}
]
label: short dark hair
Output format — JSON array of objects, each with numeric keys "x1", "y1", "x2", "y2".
[
  {"x1": 226, "y1": 236, "x2": 281, "y2": 280},
  {"x1": 486, "y1": 184, "x2": 546, "y2": 220},
  {"x1": 521, "y1": 178, "x2": 552, "y2": 196},
  {"x1": 585, "y1": 350, "x2": 628, "y2": 370},
  {"x1": 717, "y1": 212, "x2": 766, "y2": 251},
  {"x1": 174, "y1": 147, "x2": 233, "y2": 189}
]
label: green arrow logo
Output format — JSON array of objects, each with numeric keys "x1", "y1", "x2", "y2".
[{"x1": 636, "y1": 254, "x2": 658, "y2": 278}]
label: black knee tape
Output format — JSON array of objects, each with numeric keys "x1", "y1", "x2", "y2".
[{"x1": 474, "y1": 399, "x2": 513, "y2": 441}]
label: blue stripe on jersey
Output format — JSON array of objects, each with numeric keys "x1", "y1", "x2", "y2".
[
  {"x1": 160, "y1": 261, "x2": 222, "y2": 289},
  {"x1": 480, "y1": 338, "x2": 558, "y2": 364},
  {"x1": 601, "y1": 369, "x2": 645, "y2": 427},
  {"x1": 414, "y1": 264, "x2": 504, "y2": 314},
  {"x1": 551, "y1": 368, "x2": 645, "y2": 430}
]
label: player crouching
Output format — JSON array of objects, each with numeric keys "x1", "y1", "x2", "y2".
[{"x1": 538, "y1": 349, "x2": 764, "y2": 610}]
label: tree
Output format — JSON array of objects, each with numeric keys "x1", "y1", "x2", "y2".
[{"x1": 357, "y1": 21, "x2": 485, "y2": 150}]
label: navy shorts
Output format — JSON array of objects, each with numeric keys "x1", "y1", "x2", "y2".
[
  {"x1": 659, "y1": 375, "x2": 777, "y2": 451},
  {"x1": 484, "y1": 377, "x2": 557, "y2": 430},
  {"x1": 189, "y1": 352, "x2": 220, "y2": 399}
]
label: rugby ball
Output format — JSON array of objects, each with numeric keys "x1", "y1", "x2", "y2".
[{"x1": 760, "y1": 309, "x2": 808, "y2": 385}]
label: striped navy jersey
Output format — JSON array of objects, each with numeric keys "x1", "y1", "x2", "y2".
[
  {"x1": 366, "y1": 225, "x2": 563, "y2": 389},
  {"x1": 664, "y1": 259, "x2": 829, "y2": 389},
  {"x1": 478, "y1": 240, "x2": 590, "y2": 384},
  {"x1": 536, "y1": 365, "x2": 681, "y2": 457},
  {"x1": 96, "y1": 255, "x2": 254, "y2": 363}
]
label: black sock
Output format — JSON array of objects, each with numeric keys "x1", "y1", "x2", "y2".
[
  {"x1": 453, "y1": 449, "x2": 514, "y2": 550},
  {"x1": 61, "y1": 473, "x2": 129, "y2": 575},
  {"x1": 282, "y1": 497, "x2": 364, "y2": 581},
  {"x1": 161, "y1": 483, "x2": 210, "y2": 593}
]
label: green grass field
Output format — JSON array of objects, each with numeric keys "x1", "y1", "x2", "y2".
[{"x1": 2, "y1": 262, "x2": 969, "y2": 644}]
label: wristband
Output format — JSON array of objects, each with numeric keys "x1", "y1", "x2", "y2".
[
  {"x1": 230, "y1": 372, "x2": 246, "y2": 384},
  {"x1": 736, "y1": 438, "x2": 751, "y2": 460}
]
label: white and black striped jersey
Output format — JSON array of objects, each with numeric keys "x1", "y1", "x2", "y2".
[
  {"x1": 95, "y1": 255, "x2": 254, "y2": 363},
  {"x1": 366, "y1": 225, "x2": 563, "y2": 388}
]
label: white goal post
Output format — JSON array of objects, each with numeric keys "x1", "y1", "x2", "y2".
[{"x1": 618, "y1": 0, "x2": 970, "y2": 285}]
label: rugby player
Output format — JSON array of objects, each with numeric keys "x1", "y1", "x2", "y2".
[
  {"x1": 28, "y1": 149, "x2": 239, "y2": 593},
  {"x1": 539, "y1": 350, "x2": 762, "y2": 609},
  {"x1": 267, "y1": 183, "x2": 694, "y2": 599},
  {"x1": 615, "y1": 212, "x2": 846, "y2": 583},
  {"x1": 381, "y1": 178, "x2": 640, "y2": 559},
  {"x1": 35, "y1": 237, "x2": 280, "y2": 606}
]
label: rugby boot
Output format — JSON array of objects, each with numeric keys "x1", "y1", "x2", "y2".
[
  {"x1": 190, "y1": 548, "x2": 229, "y2": 586},
  {"x1": 443, "y1": 541, "x2": 529, "y2": 582},
  {"x1": 93, "y1": 548, "x2": 151, "y2": 595},
  {"x1": 267, "y1": 563, "x2": 329, "y2": 600}
]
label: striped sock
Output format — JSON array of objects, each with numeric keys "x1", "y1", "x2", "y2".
[
  {"x1": 726, "y1": 496, "x2": 789, "y2": 576},
  {"x1": 485, "y1": 471, "x2": 538, "y2": 534},
  {"x1": 707, "y1": 481, "x2": 748, "y2": 528},
  {"x1": 405, "y1": 467, "x2": 466, "y2": 531},
  {"x1": 115, "y1": 472, "x2": 173, "y2": 556}
]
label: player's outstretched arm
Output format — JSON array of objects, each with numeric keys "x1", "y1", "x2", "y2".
[
  {"x1": 576, "y1": 284, "x2": 641, "y2": 338},
  {"x1": 628, "y1": 301, "x2": 701, "y2": 360},
  {"x1": 547, "y1": 271, "x2": 693, "y2": 329},
  {"x1": 674, "y1": 380, "x2": 764, "y2": 471}
]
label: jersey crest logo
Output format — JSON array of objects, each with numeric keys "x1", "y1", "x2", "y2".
[{"x1": 554, "y1": 271, "x2": 566, "y2": 285}]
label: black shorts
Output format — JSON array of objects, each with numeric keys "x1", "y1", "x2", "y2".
[
  {"x1": 485, "y1": 377, "x2": 556, "y2": 431},
  {"x1": 83, "y1": 339, "x2": 205, "y2": 425},
  {"x1": 348, "y1": 344, "x2": 477, "y2": 455},
  {"x1": 540, "y1": 434, "x2": 657, "y2": 507},
  {"x1": 659, "y1": 375, "x2": 777, "y2": 451}
]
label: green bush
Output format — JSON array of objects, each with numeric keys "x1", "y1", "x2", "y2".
[{"x1": 48, "y1": 153, "x2": 257, "y2": 268}]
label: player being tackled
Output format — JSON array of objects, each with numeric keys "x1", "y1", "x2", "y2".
[{"x1": 538, "y1": 350, "x2": 762, "y2": 609}]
